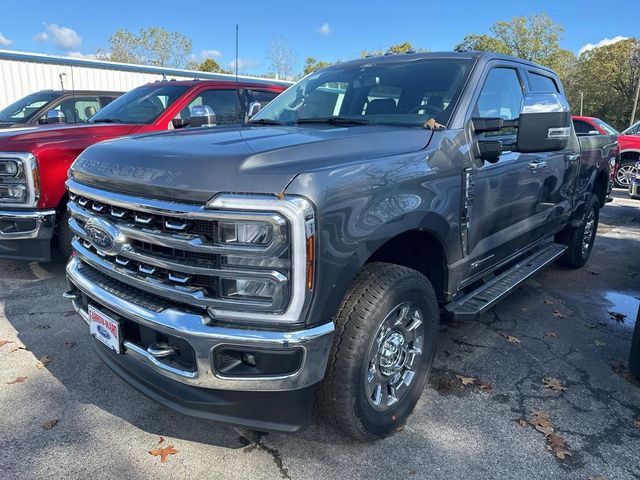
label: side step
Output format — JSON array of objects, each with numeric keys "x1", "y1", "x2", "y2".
[{"x1": 446, "y1": 243, "x2": 567, "y2": 320}]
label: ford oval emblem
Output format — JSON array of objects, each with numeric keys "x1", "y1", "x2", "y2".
[
  {"x1": 96, "y1": 324, "x2": 111, "y2": 340},
  {"x1": 83, "y1": 217, "x2": 125, "y2": 255}
]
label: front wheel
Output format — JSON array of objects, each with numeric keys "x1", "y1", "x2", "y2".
[
  {"x1": 614, "y1": 160, "x2": 639, "y2": 188},
  {"x1": 318, "y1": 262, "x2": 439, "y2": 441},
  {"x1": 556, "y1": 194, "x2": 600, "y2": 268}
]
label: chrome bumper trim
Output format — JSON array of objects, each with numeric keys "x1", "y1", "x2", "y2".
[
  {"x1": 0, "y1": 209, "x2": 56, "y2": 240},
  {"x1": 66, "y1": 256, "x2": 334, "y2": 391}
]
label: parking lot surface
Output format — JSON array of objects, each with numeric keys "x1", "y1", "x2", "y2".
[{"x1": 1, "y1": 191, "x2": 639, "y2": 480}]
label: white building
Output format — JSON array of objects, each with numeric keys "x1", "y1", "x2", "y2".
[{"x1": 0, "y1": 50, "x2": 287, "y2": 107}]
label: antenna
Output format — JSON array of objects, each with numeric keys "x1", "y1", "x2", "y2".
[
  {"x1": 235, "y1": 24, "x2": 239, "y2": 122},
  {"x1": 70, "y1": 66, "x2": 77, "y2": 123}
]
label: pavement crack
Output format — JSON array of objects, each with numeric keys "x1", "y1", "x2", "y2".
[{"x1": 237, "y1": 430, "x2": 291, "y2": 479}]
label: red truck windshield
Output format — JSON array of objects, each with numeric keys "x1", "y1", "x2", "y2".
[
  {"x1": 89, "y1": 84, "x2": 189, "y2": 124},
  {"x1": 0, "y1": 91, "x2": 59, "y2": 123}
]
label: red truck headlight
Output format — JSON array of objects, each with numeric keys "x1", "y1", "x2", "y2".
[{"x1": 0, "y1": 153, "x2": 39, "y2": 208}]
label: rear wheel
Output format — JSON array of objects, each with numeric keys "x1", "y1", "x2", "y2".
[
  {"x1": 319, "y1": 262, "x2": 439, "y2": 441},
  {"x1": 614, "y1": 160, "x2": 639, "y2": 188},
  {"x1": 556, "y1": 194, "x2": 600, "y2": 268}
]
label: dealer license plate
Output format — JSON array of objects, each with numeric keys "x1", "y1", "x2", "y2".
[{"x1": 89, "y1": 305, "x2": 121, "y2": 354}]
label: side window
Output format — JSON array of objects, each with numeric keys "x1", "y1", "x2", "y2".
[
  {"x1": 573, "y1": 120, "x2": 599, "y2": 136},
  {"x1": 527, "y1": 72, "x2": 559, "y2": 93},
  {"x1": 51, "y1": 96, "x2": 102, "y2": 123},
  {"x1": 248, "y1": 90, "x2": 279, "y2": 109},
  {"x1": 182, "y1": 89, "x2": 241, "y2": 125},
  {"x1": 474, "y1": 67, "x2": 524, "y2": 142}
]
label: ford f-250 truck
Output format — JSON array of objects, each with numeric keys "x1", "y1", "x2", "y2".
[
  {"x1": 0, "y1": 78, "x2": 288, "y2": 261},
  {"x1": 63, "y1": 52, "x2": 614, "y2": 440}
]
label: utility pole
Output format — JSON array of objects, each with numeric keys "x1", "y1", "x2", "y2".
[
  {"x1": 580, "y1": 91, "x2": 584, "y2": 117},
  {"x1": 630, "y1": 77, "x2": 640, "y2": 127}
]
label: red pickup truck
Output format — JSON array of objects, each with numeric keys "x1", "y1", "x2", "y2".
[
  {"x1": 0, "y1": 79, "x2": 289, "y2": 261},
  {"x1": 572, "y1": 115, "x2": 640, "y2": 188}
]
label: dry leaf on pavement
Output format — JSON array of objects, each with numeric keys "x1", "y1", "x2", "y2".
[
  {"x1": 149, "y1": 445, "x2": 178, "y2": 464},
  {"x1": 42, "y1": 419, "x2": 59, "y2": 430},
  {"x1": 35, "y1": 356, "x2": 52, "y2": 369},
  {"x1": 543, "y1": 377, "x2": 568, "y2": 392},
  {"x1": 519, "y1": 419, "x2": 528, "y2": 427},
  {"x1": 552, "y1": 310, "x2": 567, "y2": 319},
  {"x1": 529, "y1": 410, "x2": 554, "y2": 436},
  {"x1": 9, "y1": 346, "x2": 27, "y2": 353},
  {"x1": 478, "y1": 382, "x2": 493, "y2": 391},
  {"x1": 546, "y1": 433, "x2": 571, "y2": 459},
  {"x1": 158, "y1": 436, "x2": 165, "y2": 444},
  {"x1": 633, "y1": 416, "x2": 640, "y2": 428},
  {"x1": 545, "y1": 332, "x2": 558, "y2": 338},
  {"x1": 594, "y1": 340, "x2": 607, "y2": 347},
  {"x1": 503, "y1": 334, "x2": 521, "y2": 344},
  {"x1": 7, "y1": 376, "x2": 28, "y2": 384},
  {"x1": 608, "y1": 311, "x2": 626, "y2": 322},
  {"x1": 0, "y1": 339, "x2": 13, "y2": 348},
  {"x1": 456, "y1": 375, "x2": 476, "y2": 386}
]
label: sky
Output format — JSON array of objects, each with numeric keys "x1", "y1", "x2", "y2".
[{"x1": 0, "y1": 0, "x2": 637, "y2": 75}]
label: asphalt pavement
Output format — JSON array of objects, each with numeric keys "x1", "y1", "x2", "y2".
[{"x1": 1, "y1": 190, "x2": 639, "y2": 480}]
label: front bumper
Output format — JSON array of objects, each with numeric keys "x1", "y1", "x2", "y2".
[
  {"x1": 0, "y1": 209, "x2": 56, "y2": 261},
  {"x1": 65, "y1": 256, "x2": 335, "y2": 430}
]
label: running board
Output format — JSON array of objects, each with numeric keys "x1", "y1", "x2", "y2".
[{"x1": 446, "y1": 243, "x2": 567, "y2": 320}]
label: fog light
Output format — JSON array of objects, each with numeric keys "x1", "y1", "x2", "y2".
[
  {"x1": 0, "y1": 184, "x2": 26, "y2": 202},
  {"x1": 241, "y1": 352, "x2": 257, "y2": 367},
  {"x1": 222, "y1": 278, "x2": 275, "y2": 299}
]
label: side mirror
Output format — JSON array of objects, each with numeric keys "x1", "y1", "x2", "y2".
[
  {"x1": 516, "y1": 93, "x2": 570, "y2": 153},
  {"x1": 247, "y1": 101, "x2": 262, "y2": 120},
  {"x1": 44, "y1": 110, "x2": 66, "y2": 125},
  {"x1": 189, "y1": 105, "x2": 216, "y2": 128}
]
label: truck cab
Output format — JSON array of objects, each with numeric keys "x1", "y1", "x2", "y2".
[
  {"x1": 63, "y1": 52, "x2": 612, "y2": 440},
  {"x1": 0, "y1": 79, "x2": 289, "y2": 261}
]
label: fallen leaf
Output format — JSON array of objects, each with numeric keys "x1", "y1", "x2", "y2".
[
  {"x1": 545, "y1": 332, "x2": 558, "y2": 338},
  {"x1": 529, "y1": 410, "x2": 554, "y2": 436},
  {"x1": 542, "y1": 377, "x2": 568, "y2": 392},
  {"x1": 519, "y1": 419, "x2": 528, "y2": 428},
  {"x1": 274, "y1": 192, "x2": 285, "y2": 200},
  {"x1": 456, "y1": 375, "x2": 476, "y2": 387},
  {"x1": 552, "y1": 310, "x2": 567, "y2": 319},
  {"x1": 503, "y1": 334, "x2": 521, "y2": 344},
  {"x1": 9, "y1": 346, "x2": 27, "y2": 353},
  {"x1": 608, "y1": 311, "x2": 626, "y2": 322},
  {"x1": 478, "y1": 382, "x2": 494, "y2": 391},
  {"x1": 424, "y1": 118, "x2": 445, "y2": 130},
  {"x1": 594, "y1": 340, "x2": 607, "y2": 347},
  {"x1": 546, "y1": 433, "x2": 571, "y2": 459},
  {"x1": 42, "y1": 419, "x2": 59, "y2": 430},
  {"x1": 148, "y1": 445, "x2": 178, "y2": 464},
  {"x1": 63, "y1": 341, "x2": 76, "y2": 349},
  {"x1": 158, "y1": 436, "x2": 165, "y2": 444},
  {"x1": 35, "y1": 356, "x2": 52, "y2": 369},
  {"x1": 7, "y1": 376, "x2": 28, "y2": 385},
  {"x1": 611, "y1": 361, "x2": 632, "y2": 380},
  {"x1": 633, "y1": 416, "x2": 640, "y2": 428},
  {"x1": 0, "y1": 339, "x2": 13, "y2": 348}
]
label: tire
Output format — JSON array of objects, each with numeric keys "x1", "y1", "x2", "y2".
[
  {"x1": 556, "y1": 194, "x2": 600, "y2": 268},
  {"x1": 57, "y1": 210, "x2": 74, "y2": 260},
  {"x1": 318, "y1": 262, "x2": 439, "y2": 441},
  {"x1": 614, "y1": 160, "x2": 639, "y2": 188}
]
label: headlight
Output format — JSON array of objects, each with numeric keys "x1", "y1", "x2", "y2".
[
  {"x1": 206, "y1": 194, "x2": 315, "y2": 324},
  {"x1": 0, "y1": 153, "x2": 39, "y2": 207}
]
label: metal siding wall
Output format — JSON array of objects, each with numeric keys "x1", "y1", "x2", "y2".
[{"x1": 0, "y1": 58, "x2": 190, "y2": 107}]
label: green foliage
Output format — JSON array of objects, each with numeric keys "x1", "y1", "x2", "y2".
[
  {"x1": 191, "y1": 58, "x2": 231, "y2": 74},
  {"x1": 303, "y1": 57, "x2": 331, "y2": 75},
  {"x1": 100, "y1": 27, "x2": 193, "y2": 69},
  {"x1": 567, "y1": 38, "x2": 640, "y2": 129},
  {"x1": 361, "y1": 42, "x2": 426, "y2": 58}
]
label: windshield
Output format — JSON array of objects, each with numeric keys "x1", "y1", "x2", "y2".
[
  {"x1": 252, "y1": 58, "x2": 473, "y2": 127},
  {"x1": 622, "y1": 121, "x2": 640, "y2": 135},
  {"x1": 89, "y1": 84, "x2": 189, "y2": 124},
  {"x1": 0, "y1": 91, "x2": 59, "y2": 123},
  {"x1": 592, "y1": 118, "x2": 619, "y2": 135}
]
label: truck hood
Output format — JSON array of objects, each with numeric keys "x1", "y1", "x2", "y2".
[
  {"x1": 0, "y1": 123, "x2": 139, "y2": 149},
  {"x1": 71, "y1": 125, "x2": 434, "y2": 203}
]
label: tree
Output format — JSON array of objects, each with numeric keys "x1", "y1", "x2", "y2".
[
  {"x1": 99, "y1": 27, "x2": 193, "y2": 69},
  {"x1": 268, "y1": 37, "x2": 298, "y2": 80},
  {"x1": 303, "y1": 57, "x2": 331, "y2": 75},
  {"x1": 189, "y1": 58, "x2": 231, "y2": 74},
  {"x1": 569, "y1": 38, "x2": 640, "y2": 129},
  {"x1": 361, "y1": 42, "x2": 424, "y2": 58},
  {"x1": 454, "y1": 14, "x2": 576, "y2": 74}
]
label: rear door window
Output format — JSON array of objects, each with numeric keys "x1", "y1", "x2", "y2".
[
  {"x1": 51, "y1": 96, "x2": 103, "y2": 123},
  {"x1": 183, "y1": 89, "x2": 242, "y2": 125},
  {"x1": 527, "y1": 72, "x2": 559, "y2": 93}
]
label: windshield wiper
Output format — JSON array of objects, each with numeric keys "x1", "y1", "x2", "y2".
[
  {"x1": 247, "y1": 118, "x2": 286, "y2": 126},
  {"x1": 90, "y1": 118, "x2": 123, "y2": 124},
  {"x1": 296, "y1": 116, "x2": 369, "y2": 126}
]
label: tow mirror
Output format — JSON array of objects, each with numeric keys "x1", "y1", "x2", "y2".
[
  {"x1": 516, "y1": 92, "x2": 570, "y2": 153},
  {"x1": 44, "y1": 110, "x2": 66, "y2": 125},
  {"x1": 189, "y1": 105, "x2": 217, "y2": 128},
  {"x1": 247, "y1": 101, "x2": 262, "y2": 120}
]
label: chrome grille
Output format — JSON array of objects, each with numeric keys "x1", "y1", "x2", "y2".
[{"x1": 67, "y1": 181, "x2": 292, "y2": 316}]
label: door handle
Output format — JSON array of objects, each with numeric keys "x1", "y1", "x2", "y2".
[
  {"x1": 566, "y1": 153, "x2": 580, "y2": 163},
  {"x1": 528, "y1": 161, "x2": 547, "y2": 170}
]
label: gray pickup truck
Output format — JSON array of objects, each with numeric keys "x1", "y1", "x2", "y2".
[{"x1": 63, "y1": 52, "x2": 615, "y2": 440}]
